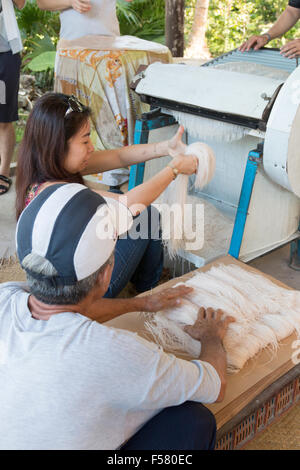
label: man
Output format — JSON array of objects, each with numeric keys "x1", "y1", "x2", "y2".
[
  {"x1": 240, "y1": 2, "x2": 300, "y2": 58},
  {"x1": 0, "y1": 0, "x2": 25, "y2": 195},
  {"x1": 0, "y1": 183, "x2": 234, "y2": 450}
]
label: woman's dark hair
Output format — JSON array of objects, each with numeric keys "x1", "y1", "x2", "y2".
[{"x1": 16, "y1": 92, "x2": 91, "y2": 219}]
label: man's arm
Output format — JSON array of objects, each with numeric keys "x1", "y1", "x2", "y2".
[
  {"x1": 184, "y1": 308, "x2": 235, "y2": 402},
  {"x1": 240, "y1": 5, "x2": 300, "y2": 52},
  {"x1": 37, "y1": 0, "x2": 91, "y2": 13},
  {"x1": 13, "y1": 0, "x2": 26, "y2": 9},
  {"x1": 266, "y1": 5, "x2": 300, "y2": 40},
  {"x1": 84, "y1": 285, "x2": 194, "y2": 323}
]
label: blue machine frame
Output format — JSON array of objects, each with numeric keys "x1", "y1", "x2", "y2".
[
  {"x1": 128, "y1": 109, "x2": 176, "y2": 191},
  {"x1": 229, "y1": 147, "x2": 263, "y2": 258}
]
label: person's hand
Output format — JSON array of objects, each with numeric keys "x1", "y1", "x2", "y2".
[
  {"x1": 171, "y1": 153, "x2": 198, "y2": 175},
  {"x1": 239, "y1": 34, "x2": 269, "y2": 52},
  {"x1": 71, "y1": 0, "x2": 91, "y2": 13},
  {"x1": 143, "y1": 285, "x2": 194, "y2": 312},
  {"x1": 184, "y1": 307, "x2": 235, "y2": 342},
  {"x1": 167, "y1": 125, "x2": 187, "y2": 158},
  {"x1": 280, "y1": 39, "x2": 300, "y2": 58}
]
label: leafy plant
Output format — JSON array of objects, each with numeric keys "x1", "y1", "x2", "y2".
[
  {"x1": 16, "y1": 0, "x2": 59, "y2": 86},
  {"x1": 117, "y1": 0, "x2": 165, "y2": 43},
  {"x1": 16, "y1": 0, "x2": 59, "y2": 38}
]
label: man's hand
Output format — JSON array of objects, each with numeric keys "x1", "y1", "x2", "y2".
[
  {"x1": 280, "y1": 38, "x2": 300, "y2": 58},
  {"x1": 143, "y1": 285, "x2": 193, "y2": 312},
  {"x1": 184, "y1": 307, "x2": 235, "y2": 402},
  {"x1": 184, "y1": 307, "x2": 235, "y2": 342},
  {"x1": 167, "y1": 125, "x2": 187, "y2": 158},
  {"x1": 239, "y1": 34, "x2": 269, "y2": 52},
  {"x1": 71, "y1": 0, "x2": 91, "y2": 13}
]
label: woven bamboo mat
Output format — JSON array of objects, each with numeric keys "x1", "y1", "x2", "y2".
[
  {"x1": 242, "y1": 404, "x2": 300, "y2": 450},
  {"x1": 0, "y1": 258, "x2": 26, "y2": 283}
]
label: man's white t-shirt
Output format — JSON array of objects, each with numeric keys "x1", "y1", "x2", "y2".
[
  {"x1": 60, "y1": 0, "x2": 120, "y2": 40},
  {"x1": 0, "y1": 282, "x2": 221, "y2": 450}
]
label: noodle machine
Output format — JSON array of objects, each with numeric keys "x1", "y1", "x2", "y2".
[{"x1": 129, "y1": 48, "x2": 300, "y2": 270}]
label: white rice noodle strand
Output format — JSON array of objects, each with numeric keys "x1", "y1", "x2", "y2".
[{"x1": 162, "y1": 142, "x2": 216, "y2": 258}]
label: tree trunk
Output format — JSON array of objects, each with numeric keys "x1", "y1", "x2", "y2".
[
  {"x1": 185, "y1": 0, "x2": 211, "y2": 59},
  {"x1": 165, "y1": 0, "x2": 185, "y2": 57}
]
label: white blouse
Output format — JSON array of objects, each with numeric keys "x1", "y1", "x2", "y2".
[{"x1": 60, "y1": 0, "x2": 120, "y2": 40}]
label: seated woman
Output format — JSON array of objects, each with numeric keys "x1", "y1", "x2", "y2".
[{"x1": 16, "y1": 93, "x2": 198, "y2": 298}]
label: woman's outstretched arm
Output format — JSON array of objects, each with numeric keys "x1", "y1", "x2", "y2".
[
  {"x1": 93, "y1": 151, "x2": 198, "y2": 216},
  {"x1": 82, "y1": 126, "x2": 187, "y2": 176}
]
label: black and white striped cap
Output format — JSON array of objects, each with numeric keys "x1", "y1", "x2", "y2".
[{"x1": 16, "y1": 183, "x2": 133, "y2": 286}]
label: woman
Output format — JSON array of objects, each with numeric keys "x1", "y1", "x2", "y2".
[
  {"x1": 36, "y1": 0, "x2": 171, "y2": 189},
  {"x1": 16, "y1": 93, "x2": 198, "y2": 298}
]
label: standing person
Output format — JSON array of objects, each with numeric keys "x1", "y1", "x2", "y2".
[
  {"x1": 40, "y1": 0, "x2": 133, "y2": 39},
  {"x1": 36, "y1": 0, "x2": 171, "y2": 190},
  {"x1": 240, "y1": 2, "x2": 300, "y2": 58},
  {"x1": 0, "y1": 0, "x2": 25, "y2": 195}
]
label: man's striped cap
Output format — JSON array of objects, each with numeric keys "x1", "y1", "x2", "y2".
[{"x1": 16, "y1": 183, "x2": 133, "y2": 286}]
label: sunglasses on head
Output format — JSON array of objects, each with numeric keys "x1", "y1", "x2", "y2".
[{"x1": 64, "y1": 95, "x2": 86, "y2": 117}]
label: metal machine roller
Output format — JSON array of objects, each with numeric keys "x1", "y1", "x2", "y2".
[{"x1": 130, "y1": 48, "x2": 300, "y2": 269}]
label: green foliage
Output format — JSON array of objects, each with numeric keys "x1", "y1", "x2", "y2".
[
  {"x1": 117, "y1": 0, "x2": 165, "y2": 43},
  {"x1": 185, "y1": 0, "x2": 300, "y2": 57},
  {"x1": 22, "y1": 33, "x2": 56, "y2": 71},
  {"x1": 26, "y1": 51, "x2": 57, "y2": 72},
  {"x1": 16, "y1": 0, "x2": 59, "y2": 39},
  {"x1": 16, "y1": 0, "x2": 59, "y2": 88}
]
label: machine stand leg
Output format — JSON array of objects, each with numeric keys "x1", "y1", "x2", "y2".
[
  {"x1": 289, "y1": 239, "x2": 300, "y2": 271},
  {"x1": 128, "y1": 109, "x2": 177, "y2": 190}
]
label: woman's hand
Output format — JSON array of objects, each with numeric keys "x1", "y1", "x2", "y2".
[
  {"x1": 171, "y1": 153, "x2": 198, "y2": 175},
  {"x1": 71, "y1": 0, "x2": 91, "y2": 13},
  {"x1": 167, "y1": 125, "x2": 187, "y2": 157}
]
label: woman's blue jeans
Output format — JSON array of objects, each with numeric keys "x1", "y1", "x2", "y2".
[{"x1": 104, "y1": 203, "x2": 164, "y2": 298}]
